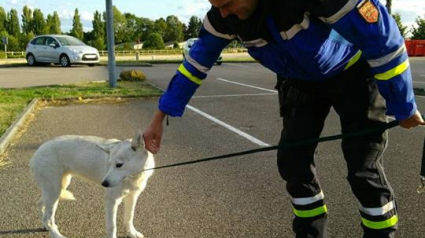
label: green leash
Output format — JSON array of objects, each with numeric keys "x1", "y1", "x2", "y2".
[{"x1": 145, "y1": 115, "x2": 425, "y2": 193}]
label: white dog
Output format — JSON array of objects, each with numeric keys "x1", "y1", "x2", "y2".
[{"x1": 30, "y1": 132, "x2": 154, "y2": 238}]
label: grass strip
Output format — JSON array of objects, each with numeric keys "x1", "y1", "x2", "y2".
[{"x1": 0, "y1": 81, "x2": 163, "y2": 137}]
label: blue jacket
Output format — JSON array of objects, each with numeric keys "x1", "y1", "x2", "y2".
[{"x1": 159, "y1": 0, "x2": 417, "y2": 120}]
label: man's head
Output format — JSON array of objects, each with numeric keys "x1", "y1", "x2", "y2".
[{"x1": 209, "y1": 0, "x2": 259, "y2": 20}]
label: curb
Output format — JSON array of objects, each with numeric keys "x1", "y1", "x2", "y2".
[{"x1": 0, "y1": 99, "x2": 39, "y2": 156}]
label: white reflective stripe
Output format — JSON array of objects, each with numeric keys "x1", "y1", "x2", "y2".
[
  {"x1": 367, "y1": 45, "x2": 407, "y2": 68},
  {"x1": 203, "y1": 15, "x2": 236, "y2": 40},
  {"x1": 360, "y1": 201, "x2": 396, "y2": 216},
  {"x1": 319, "y1": 0, "x2": 359, "y2": 24},
  {"x1": 291, "y1": 191, "x2": 325, "y2": 205},
  {"x1": 280, "y1": 15, "x2": 309, "y2": 40},
  {"x1": 242, "y1": 38, "x2": 268, "y2": 48},
  {"x1": 185, "y1": 53, "x2": 210, "y2": 74}
]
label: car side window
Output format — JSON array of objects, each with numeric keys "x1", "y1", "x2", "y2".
[
  {"x1": 46, "y1": 37, "x2": 58, "y2": 47},
  {"x1": 35, "y1": 37, "x2": 46, "y2": 45}
]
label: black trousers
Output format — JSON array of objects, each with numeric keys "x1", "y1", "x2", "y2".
[{"x1": 276, "y1": 61, "x2": 397, "y2": 238}]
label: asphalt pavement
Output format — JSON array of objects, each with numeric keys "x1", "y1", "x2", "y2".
[{"x1": 0, "y1": 63, "x2": 424, "y2": 238}]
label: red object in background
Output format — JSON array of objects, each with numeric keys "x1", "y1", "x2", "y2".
[{"x1": 405, "y1": 40, "x2": 425, "y2": 56}]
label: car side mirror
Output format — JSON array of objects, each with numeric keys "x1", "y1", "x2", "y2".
[{"x1": 49, "y1": 43, "x2": 57, "y2": 48}]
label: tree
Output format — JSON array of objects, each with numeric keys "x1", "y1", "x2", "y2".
[
  {"x1": 21, "y1": 5, "x2": 33, "y2": 34},
  {"x1": 91, "y1": 10, "x2": 105, "y2": 50},
  {"x1": 164, "y1": 15, "x2": 183, "y2": 43},
  {"x1": 70, "y1": 8, "x2": 84, "y2": 40},
  {"x1": 392, "y1": 13, "x2": 407, "y2": 38},
  {"x1": 0, "y1": 7, "x2": 6, "y2": 32},
  {"x1": 154, "y1": 18, "x2": 167, "y2": 39},
  {"x1": 386, "y1": 0, "x2": 392, "y2": 14},
  {"x1": 46, "y1": 11, "x2": 61, "y2": 34},
  {"x1": 143, "y1": 33, "x2": 164, "y2": 49},
  {"x1": 7, "y1": 9, "x2": 20, "y2": 37},
  {"x1": 411, "y1": 15, "x2": 425, "y2": 40},
  {"x1": 20, "y1": 31, "x2": 35, "y2": 49},
  {"x1": 32, "y1": 9, "x2": 47, "y2": 35},
  {"x1": 137, "y1": 17, "x2": 155, "y2": 41},
  {"x1": 185, "y1": 16, "x2": 202, "y2": 40},
  {"x1": 124, "y1": 13, "x2": 140, "y2": 43}
]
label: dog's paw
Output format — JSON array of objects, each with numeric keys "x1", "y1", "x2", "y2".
[{"x1": 129, "y1": 231, "x2": 145, "y2": 238}]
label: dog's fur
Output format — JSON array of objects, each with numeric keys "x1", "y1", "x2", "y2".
[{"x1": 30, "y1": 132, "x2": 154, "y2": 238}]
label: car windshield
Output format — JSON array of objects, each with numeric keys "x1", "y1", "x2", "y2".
[{"x1": 56, "y1": 36, "x2": 86, "y2": 46}]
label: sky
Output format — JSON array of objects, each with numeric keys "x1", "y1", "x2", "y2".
[{"x1": 0, "y1": 0, "x2": 424, "y2": 34}]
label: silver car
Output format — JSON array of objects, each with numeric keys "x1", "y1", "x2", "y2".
[{"x1": 25, "y1": 35, "x2": 100, "y2": 67}]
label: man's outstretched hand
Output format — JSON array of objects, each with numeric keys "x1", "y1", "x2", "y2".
[
  {"x1": 399, "y1": 110, "x2": 425, "y2": 129},
  {"x1": 143, "y1": 110, "x2": 166, "y2": 154}
]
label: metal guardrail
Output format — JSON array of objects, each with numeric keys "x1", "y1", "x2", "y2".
[{"x1": 0, "y1": 48, "x2": 249, "y2": 59}]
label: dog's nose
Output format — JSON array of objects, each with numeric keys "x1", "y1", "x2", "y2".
[{"x1": 101, "y1": 180, "x2": 110, "y2": 187}]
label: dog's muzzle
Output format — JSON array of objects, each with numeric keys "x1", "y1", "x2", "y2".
[{"x1": 101, "y1": 180, "x2": 110, "y2": 187}]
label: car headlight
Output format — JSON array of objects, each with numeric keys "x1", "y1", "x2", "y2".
[{"x1": 70, "y1": 48, "x2": 83, "y2": 54}]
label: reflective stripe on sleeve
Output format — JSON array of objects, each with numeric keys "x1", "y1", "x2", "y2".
[
  {"x1": 203, "y1": 15, "x2": 236, "y2": 40},
  {"x1": 374, "y1": 60, "x2": 409, "y2": 80},
  {"x1": 319, "y1": 0, "x2": 358, "y2": 24},
  {"x1": 293, "y1": 205, "x2": 328, "y2": 218},
  {"x1": 280, "y1": 14, "x2": 310, "y2": 40},
  {"x1": 344, "y1": 50, "x2": 362, "y2": 70},
  {"x1": 291, "y1": 191, "x2": 325, "y2": 205},
  {"x1": 178, "y1": 64, "x2": 203, "y2": 85},
  {"x1": 361, "y1": 215, "x2": 398, "y2": 230},
  {"x1": 367, "y1": 45, "x2": 406, "y2": 68}
]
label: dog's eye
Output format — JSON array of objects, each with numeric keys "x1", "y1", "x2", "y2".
[{"x1": 116, "y1": 163, "x2": 123, "y2": 168}]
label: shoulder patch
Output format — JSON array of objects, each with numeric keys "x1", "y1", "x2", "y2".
[{"x1": 357, "y1": 0, "x2": 379, "y2": 23}]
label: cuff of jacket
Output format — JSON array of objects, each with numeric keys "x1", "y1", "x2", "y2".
[{"x1": 386, "y1": 100, "x2": 417, "y2": 121}]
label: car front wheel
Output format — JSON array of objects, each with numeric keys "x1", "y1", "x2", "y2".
[
  {"x1": 60, "y1": 55, "x2": 71, "y2": 67},
  {"x1": 27, "y1": 54, "x2": 36, "y2": 66}
]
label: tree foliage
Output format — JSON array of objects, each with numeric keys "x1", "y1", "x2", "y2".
[
  {"x1": 0, "y1": 5, "x2": 208, "y2": 51},
  {"x1": 21, "y1": 6, "x2": 33, "y2": 34},
  {"x1": 46, "y1": 11, "x2": 61, "y2": 34},
  {"x1": 70, "y1": 9, "x2": 84, "y2": 40},
  {"x1": 91, "y1": 11, "x2": 105, "y2": 50},
  {"x1": 185, "y1": 16, "x2": 202, "y2": 39},
  {"x1": 164, "y1": 15, "x2": 184, "y2": 43},
  {"x1": 7, "y1": 9, "x2": 20, "y2": 37},
  {"x1": 391, "y1": 13, "x2": 408, "y2": 38},
  {"x1": 143, "y1": 33, "x2": 165, "y2": 49},
  {"x1": 411, "y1": 15, "x2": 425, "y2": 40},
  {"x1": 32, "y1": 9, "x2": 47, "y2": 35}
]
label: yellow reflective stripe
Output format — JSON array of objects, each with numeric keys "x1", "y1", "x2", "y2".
[
  {"x1": 178, "y1": 64, "x2": 202, "y2": 85},
  {"x1": 374, "y1": 60, "x2": 409, "y2": 80},
  {"x1": 344, "y1": 50, "x2": 362, "y2": 70},
  {"x1": 361, "y1": 215, "x2": 398, "y2": 230},
  {"x1": 293, "y1": 205, "x2": 328, "y2": 218}
]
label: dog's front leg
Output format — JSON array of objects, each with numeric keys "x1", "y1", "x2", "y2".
[
  {"x1": 124, "y1": 191, "x2": 144, "y2": 238},
  {"x1": 105, "y1": 190, "x2": 122, "y2": 238}
]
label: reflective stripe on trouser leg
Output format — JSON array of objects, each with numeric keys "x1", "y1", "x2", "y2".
[
  {"x1": 359, "y1": 201, "x2": 398, "y2": 230},
  {"x1": 291, "y1": 191, "x2": 328, "y2": 218}
]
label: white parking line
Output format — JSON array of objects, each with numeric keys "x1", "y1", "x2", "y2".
[
  {"x1": 413, "y1": 81, "x2": 425, "y2": 84},
  {"x1": 193, "y1": 93, "x2": 276, "y2": 99},
  {"x1": 216, "y1": 78, "x2": 277, "y2": 93},
  {"x1": 186, "y1": 105, "x2": 270, "y2": 147}
]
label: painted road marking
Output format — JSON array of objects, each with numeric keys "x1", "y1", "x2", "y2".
[
  {"x1": 186, "y1": 105, "x2": 270, "y2": 147},
  {"x1": 193, "y1": 93, "x2": 276, "y2": 99},
  {"x1": 216, "y1": 78, "x2": 277, "y2": 93}
]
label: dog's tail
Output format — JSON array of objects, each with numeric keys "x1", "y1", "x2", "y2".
[{"x1": 60, "y1": 190, "x2": 76, "y2": 200}]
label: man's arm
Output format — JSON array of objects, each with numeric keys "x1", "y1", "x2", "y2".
[
  {"x1": 143, "y1": 12, "x2": 234, "y2": 153},
  {"x1": 308, "y1": 0, "x2": 424, "y2": 127}
]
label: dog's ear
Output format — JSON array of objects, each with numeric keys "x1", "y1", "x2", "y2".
[
  {"x1": 131, "y1": 130, "x2": 143, "y2": 151},
  {"x1": 96, "y1": 140, "x2": 120, "y2": 154}
]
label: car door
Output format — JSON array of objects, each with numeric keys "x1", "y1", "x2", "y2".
[
  {"x1": 44, "y1": 37, "x2": 60, "y2": 63},
  {"x1": 32, "y1": 37, "x2": 47, "y2": 61}
]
